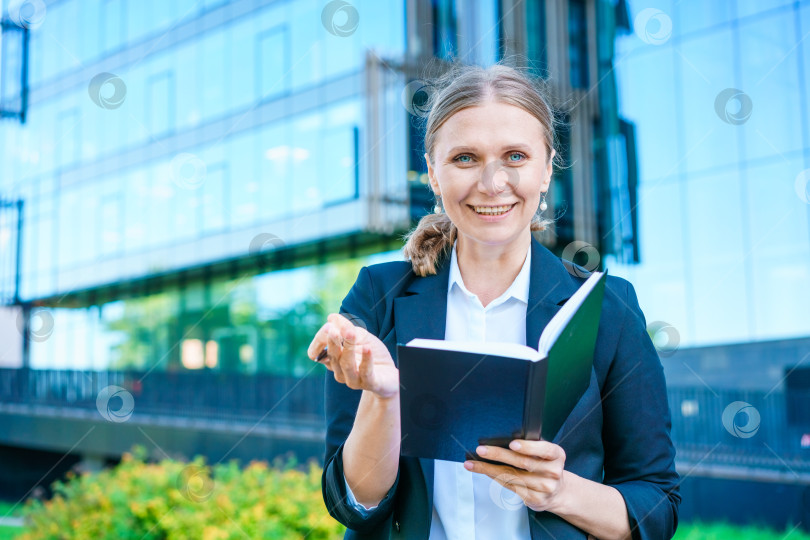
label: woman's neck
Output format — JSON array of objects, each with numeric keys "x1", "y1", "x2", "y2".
[{"x1": 455, "y1": 233, "x2": 531, "y2": 308}]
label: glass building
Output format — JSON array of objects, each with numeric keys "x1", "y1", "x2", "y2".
[
  {"x1": 609, "y1": 0, "x2": 810, "y2": 351},
  {"x1": 0, "y1": 0, "x2": 411, "y2": 375},
  {"x1": 0, "y1": 0, "x2": 635, "y2": 376},
  {"x1": 0, "y1": 0, "x2": 809, "y2": 530}
]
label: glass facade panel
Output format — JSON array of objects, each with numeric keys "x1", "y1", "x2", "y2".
[
  {"x1": 20, "y1": 250, "x2": 402, "y2": 373},
  {"x1": 614, "y1": 47, "x2": 679, "y2": 183},
  {"x1": 679, "y1": 28, "x2": 737, "y2": 175},
  {"x1": 738, "y1": 10, "x2": 804, "y2": 161},
  {"x1": 611, "y1": 0, "x2": 810, "y2": 347},
  {"x1": 675, "y1": 0, "x2": 736, "y2": 37}
]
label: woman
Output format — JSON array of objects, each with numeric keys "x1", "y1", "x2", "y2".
[{"x1": 308, "y1": 64, "x2": 680, "y2": 540}]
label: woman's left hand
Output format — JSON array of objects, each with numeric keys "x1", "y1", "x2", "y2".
[{"x1": 464, "y1": 439, "x2": 568, "y2": 514}]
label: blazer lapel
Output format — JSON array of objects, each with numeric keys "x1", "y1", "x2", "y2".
[
  {"x1": 393, "y1": 249, "x2": 452, "y2": 519},
  {"x1": 393, "y1": 235, "x2": 584, "y2": 526}
]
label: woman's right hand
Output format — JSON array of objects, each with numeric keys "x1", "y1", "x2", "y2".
[{"x1": 307, "y1": 313, "x2": 399, "y2": 400}]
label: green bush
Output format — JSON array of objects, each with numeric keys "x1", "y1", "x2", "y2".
[
  {"x1": 673, "y1": 520, "x2": 810, "y2": 540},
  {"x1": 18, "y1": 446, "x2": 345, "y2": 540}
]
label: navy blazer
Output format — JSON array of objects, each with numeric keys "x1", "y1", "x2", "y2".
[{"x1": 322, "y1": 235, "x2": 681, "y2": 539}]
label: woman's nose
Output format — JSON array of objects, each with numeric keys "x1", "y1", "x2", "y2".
[{"x1": 479, "y1": 160, "x2": 518, "y2": 196}]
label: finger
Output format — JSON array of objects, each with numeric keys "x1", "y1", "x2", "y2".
[
  {"x1": 330, "y1": 312, "x2": 369, "y2": 340},
  {"x1": 464, "y1": 459, "x2": 521, "y2": 482},
  {"x1": 334, "y1": 325, "x2": 361, "y2": 387},
  {"x1": 358, "y1": 343, "x2": 375, "y2": 387},
  {"x1": 327, "y1": 325, "x2": 348, "y2": 380},
  {"x1": 508, "y1": 440, "x2": 565, "y2": 462},
  {"x1": 464, "y1": 461, "x2": 538, "y2": 496},
  {"x1": 328, "y1": 312, "x2": 354, "y2": 332},
  {"x1": 307, "y1": 322, "x2": 332, "y2": 360},
  {"x1": 473, "y1": 445, "x2": 542, "y2": 474}
]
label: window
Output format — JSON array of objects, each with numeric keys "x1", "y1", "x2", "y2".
[
  {"x1": 432, "y1": 0, "x2": 458, "y2": 60},
  {"x1": 0, "y1": 18, "x2": 28, "y2": 122}
]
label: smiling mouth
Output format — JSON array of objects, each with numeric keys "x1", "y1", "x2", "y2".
[{"x1": 468, "y1": 203, "x2": 517, "y2": 216}]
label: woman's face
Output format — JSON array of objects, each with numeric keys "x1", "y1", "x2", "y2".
[{"x1": 426, "y1": 100, "x2": 554, "y2": 249}]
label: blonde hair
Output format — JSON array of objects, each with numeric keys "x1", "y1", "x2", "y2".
[{"x1": 401, "y1": 63, "x2": 564, "y2": 277}]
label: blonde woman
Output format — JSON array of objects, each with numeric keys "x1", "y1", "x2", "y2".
[{"x1": 308, "y1": 63, "x2": 680, "y2": 539}]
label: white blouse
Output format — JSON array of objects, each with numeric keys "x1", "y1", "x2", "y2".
[{"x1": 345, "y1": 238, "x2": 532, "y2": 539}]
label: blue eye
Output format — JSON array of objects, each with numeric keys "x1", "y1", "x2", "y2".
[
  {"x1": 508, "y1": 152, "x2": 525, "y2": 162},
  {"x1": 455, "y1": 155, "x2": 472, "y2": 163}
]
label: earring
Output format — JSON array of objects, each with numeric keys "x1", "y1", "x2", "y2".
[
  {"x1": 539, "y1": 192, "x2": 548, "y2": 212},
  {"x1": 433, "y1": 196, "x2": 442, "y2": 214}
]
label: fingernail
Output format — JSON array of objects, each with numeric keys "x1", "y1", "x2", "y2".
[
  {"x1": 476, "y1": 446, "x2": 487, "y2": 456},
  {"x1": 510, "y1": 441, "x2": 521, "y2": 450},
  {"x1": 464, "y1": 461, "x2": 473, "y2": 470}
]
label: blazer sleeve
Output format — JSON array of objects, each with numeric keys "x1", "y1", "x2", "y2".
[
  {"x1": 601, "y1": 279, "x2": 681, "y2": 540},
  {"x1": 321, "y1": 265, "x2": 401, "y2": 531}
]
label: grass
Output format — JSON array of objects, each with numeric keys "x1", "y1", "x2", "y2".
[
  {"x1": 0, "y1": 502, "x2": 22, "y2": 518},
  {"x1": 0, "y1": 525, "x2": 22, "y2": 540},
  {"x1": 674, "y1": 520, "x2": 810, "y2": 540},
  {"x1": 0, "y1": 501, "x2": 23, "y2": 540}
]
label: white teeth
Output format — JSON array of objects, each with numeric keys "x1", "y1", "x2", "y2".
[{"x1": 472, "y1": 204, "x2": 514, "y2": 215}]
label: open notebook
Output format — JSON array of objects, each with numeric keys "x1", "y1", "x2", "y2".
[{"x1": 397, "y1": 270, "x2": 607, "y2": 463}]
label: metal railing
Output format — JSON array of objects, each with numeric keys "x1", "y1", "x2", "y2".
[
  {"x1": 668, "y1": 386, "x2": 810, "y2": 474},
  {"x1": 2, "y1": 368, "x2": 809, "y2": 473},
  {"x1": 0, "y1": 367, "x2": 325, "y2": 425}
]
